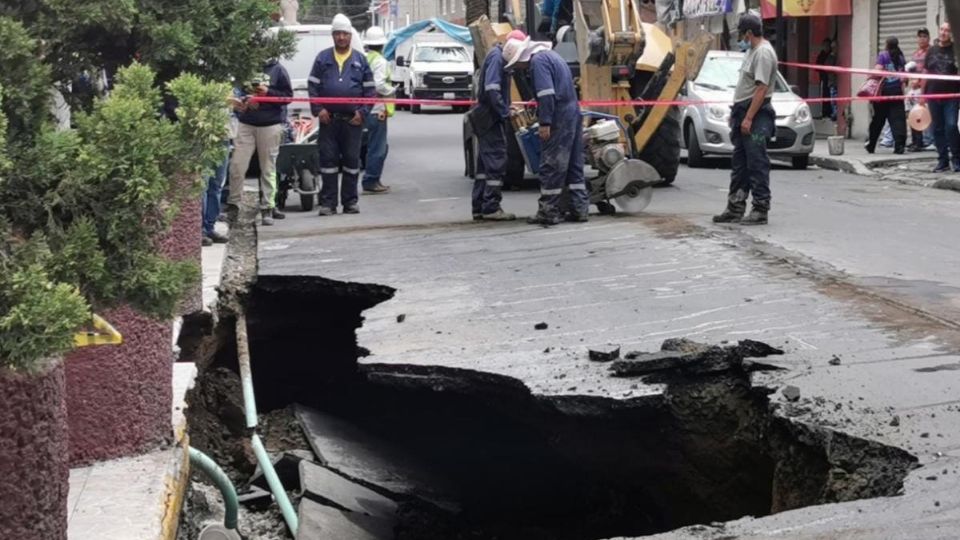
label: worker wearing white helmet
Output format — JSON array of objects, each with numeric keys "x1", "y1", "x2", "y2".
[
  {"x1": 308, "y1": 13, "x2": 375, "y2": 215},
  {"x1": 361, "y1": 26, "x2": 394, "y2": 194}
]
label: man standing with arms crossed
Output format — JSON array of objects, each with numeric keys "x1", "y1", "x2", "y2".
[
  {"x1": 308, "y1": 13, "x2": 374, "y2": 215},
  {"x1": 713, "y1": 12, "x2": 777, "y2": 226},
  {"x1": 923, "y1": 22, "x2": 959, "y2": 173}
]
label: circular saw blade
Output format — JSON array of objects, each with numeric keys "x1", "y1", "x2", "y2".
[{"x1": 604, "y1": 159, "x2": 660, "y2": 214}]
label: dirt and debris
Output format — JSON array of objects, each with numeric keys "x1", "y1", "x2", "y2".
[
  {"x1": 534, "y1": 322, "x2": 548, "y2": 330},
  {"x1": 396, "y1": 313, "x2": 406, "y2": 323},
  {"x1": 829, "y1": 355, "x2": 842, "y2": 366},
  {"x1": 611, "y1": 338, "x2": 783, "y2": 379},
  {"x1": 782, "y1": 385, "x2": 802, "y2": 402}
]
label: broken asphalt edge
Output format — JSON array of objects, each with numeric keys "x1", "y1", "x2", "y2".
[{"x1": 809, "y1": 154, "x2": 960, "y2": 194}]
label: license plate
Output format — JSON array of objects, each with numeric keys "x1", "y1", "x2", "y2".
[{"x1": 443, "y1": 92, "x2": 455, "y2": 100}]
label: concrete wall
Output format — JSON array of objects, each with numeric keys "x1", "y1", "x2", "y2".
[{"x1": 0, "y1": 361, "x2": 68, "y2": 540}]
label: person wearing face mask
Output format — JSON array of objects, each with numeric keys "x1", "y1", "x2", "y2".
[{"x1": 713, "y1": 13, "x2": 777, "y2": 226}]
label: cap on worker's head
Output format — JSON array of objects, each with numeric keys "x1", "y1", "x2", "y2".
[
  {"x1": 503, "y1": 37, "x2": 530, "y2": 68},
  {"x1": 918, "y1": 27, "x2": 930, "y2": 37},
  {"x1": 364, "y1": 25, "x2": 387, "y2": 46},
  {"x1": 332, "y1": 13, "x2": 353, "y2": 34},
  {"x1": 506, "y1": 29, "x2": 528, "y2": 41},
  {"x1": 737, "y1": 12, "x2": 762, "y2": 36}
]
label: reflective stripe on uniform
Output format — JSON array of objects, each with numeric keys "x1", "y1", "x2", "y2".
[
  {"x1": 568, "y1": 183, "x2": 586, "y2": 190},
  {"x1": 363, "y1": 81, "x2": 376, "y2": 87},
  {"x1": 320, "y1": 167, "x2": 340, "y2": 174},
  {"x1": 476, "y1": 173, "x2": 487, "y2": 179},
  {"x1": 309, "y1": 76, "x2": 321, "y2": 84},
  {"x1": 537, "y1": 88, "x2": 556, "y2": 97},
  {"x1": 541, "y1": 187, "x2": 563, "y2": 195},
  {"x1": 486, "y1": 180, "x2": 503, "y2": 187},
  {"x1": 343, "y1": 167, "x2": 361, "y2": 174},
  {"x1": 485, "y1": 83, "x2": 501, "y2": 91}
]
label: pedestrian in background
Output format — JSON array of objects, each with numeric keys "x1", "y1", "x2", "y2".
[
  {"x1": 225, "y1": 59, "x2": 293, "y2": 225},
  {"x1": 909, "y1": 28, "x2": 935, "y2": 151},
  {"x1": 865, "y1": 37, "x2": 906, "y2": 155},
  {"x1": 362, "y1": 26, "x2": 393, "y2": 195},
  {"x1": 467, "y1": 30, "x2": 527, "y2": 222},
  {"x1": 923, "y1": 22, "x2": 960, "y2": 172},
  {"x1": 309, "y1": 13, "x2": 374, "y2": 215},
  {"x1": 815, "y1": 38, "x2": 838, "y2": 121},
  {"x1": 713, "y1": 13, "x2": 777, "y2": 226},
  {"x1": 503, "y1": 37, "x2": 588, "y2": 225}
]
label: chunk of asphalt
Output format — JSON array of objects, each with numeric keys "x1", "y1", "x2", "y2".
[
  {"x1": 299, "y1": 461, "x2": 398, "y2": 519},
  {"x1": 534, "y1": 322, "x2": 548, "y2": 330},
  {"x1": 237, "y1": 486, "x2": 273, "y2": 511},
  {"x1": 249, "y1": 451, "x2": 307, "y2": 492},
  {"x1": 298, "y1": 498, "x2": 394, "y2": 540},
  {"x1": 736, "y1": 339, "x2": 785, "y2": 358},
  {"x1": 396, "y1": 314, "x2": 406, "y2": 323},
  {"x1": 782, "y1": 385, "x2": 801, "y2": 402},
  {"x1": 293, "y1": 404, "x2": 459, "y2": 512},
  {"x1": 609, "y1": 351, "x2": 695, "y2": 376},
  {"x1": 829, "y1": 355, "x2": 842, "y2": 366},
  {"x1": 588, "y1": 344, "x2": 620, "y2": 362}
]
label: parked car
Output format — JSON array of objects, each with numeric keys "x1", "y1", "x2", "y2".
[
  {"x1": 397, "y1": 42, "x2": 473, "y2": 113},
  {"x1": 680, "y1": 50, "x2": 815, "y2": 169}
]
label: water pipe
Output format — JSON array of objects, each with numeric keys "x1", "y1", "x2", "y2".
[
  {"x1": 188, "y1": 447, "x2": 239, "y2": 531},
  {"x1": 235, "y1": 314, "x2": 299, "y2": 534}
]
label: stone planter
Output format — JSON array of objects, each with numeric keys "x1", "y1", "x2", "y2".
[
  {"x1": 66, "y1": 304, "x2": 172, "y2": 466},
  {"x1": 0, "y1": 359, "x2": 69, "y2": 540}
]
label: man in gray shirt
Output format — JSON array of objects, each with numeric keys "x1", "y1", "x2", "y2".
[{"x1": 714, "y1": 12, "x2": 778, "y2": 225}]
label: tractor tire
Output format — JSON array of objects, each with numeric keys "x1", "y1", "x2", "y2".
[{"x1": 637, "y1": 107, "x2": 682, "y2": 186}]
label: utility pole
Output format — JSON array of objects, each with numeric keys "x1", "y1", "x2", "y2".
[{"x1": 775, "y1": 0, "x2": 786, "y2": 61}]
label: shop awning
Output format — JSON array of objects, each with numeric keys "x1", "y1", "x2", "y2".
[{"x1": 761, "y1": 0, "x2": 851, "y2": 18}]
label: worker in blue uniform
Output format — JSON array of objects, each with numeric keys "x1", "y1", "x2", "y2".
[
  {"x1": 468, "y1": 31, "x2": 527, "y2": 221},
  {"x1": 503, "y1": 37, "x2": 588, "y2": 225},
  {"x1": 308, "y1": 13, "x2": 375, "y2": 216}
]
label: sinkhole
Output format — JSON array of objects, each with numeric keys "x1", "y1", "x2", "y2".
[{"x1": 183, "y1": 275, "x2": 918, "y2": 540}]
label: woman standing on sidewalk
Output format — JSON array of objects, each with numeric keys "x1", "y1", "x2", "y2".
[{"x1": 866, "y1": 37, "x2": 907, "y2": 154}]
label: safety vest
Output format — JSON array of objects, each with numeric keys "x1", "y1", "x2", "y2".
[{"x1": 366, "y1": 50, "x2": 395, "y2": 117}]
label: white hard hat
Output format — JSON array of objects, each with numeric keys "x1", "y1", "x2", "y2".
[
  {"x1": 364, "y1": 26, "x2": 387, "y2": 46},
  {"x1": 503, "y1": 37, "x2": 530, "y2": 68},
  {"x1": 332, "y1": 13, "x2": 353, "y2": 34}
]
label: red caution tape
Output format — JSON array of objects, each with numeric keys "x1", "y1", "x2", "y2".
[{"x1": 781, "y1": 61, "x2": 960, "y2": 82}]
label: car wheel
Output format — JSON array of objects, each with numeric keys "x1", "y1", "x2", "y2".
[
  {"x1": 792, "y1": 155, "x2": 809, "y2": 170},
  {"x1": 686, "y1": 122, "x2": 706, "y2": 169},
  {"x1": 412, "y1": 103, "x2": 421, "y2": 114}
]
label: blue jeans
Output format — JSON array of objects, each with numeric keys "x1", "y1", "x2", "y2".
[
  {"x1": 728, "y1": 101, "x2": 775, "y2": 212},
  {"x1": 929, "y1": 99, "x2": 960, "y2": 165},
  {"x1": 362, "y1": 113, "x2": 388, "y2": 188},
  {"x1": 202, "y1": 151, "x2": 229, "y2": 236}
]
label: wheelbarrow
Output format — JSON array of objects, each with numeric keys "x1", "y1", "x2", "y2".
[{"x1": 275, "y1": 116, "x2": 321, "y2": 211}]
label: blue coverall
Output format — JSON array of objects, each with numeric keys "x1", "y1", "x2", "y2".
[
  {"x1": 472, "y1": 45, "x2": 512, "y2": 216},
  {"x1": 308, "y1": 48, "x2": 375, "y2": 211},
  {"x1": 529, "y1": 50, "x2": 588, "y2": 219}
]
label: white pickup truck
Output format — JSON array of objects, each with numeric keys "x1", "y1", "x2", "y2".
[{"x1": 395, "y1": 41, "x2": 473, "y2": 114}]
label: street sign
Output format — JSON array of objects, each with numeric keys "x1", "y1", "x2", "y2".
[{"x1": 682, "y1": 0, "x2": 734, "y2": 19}]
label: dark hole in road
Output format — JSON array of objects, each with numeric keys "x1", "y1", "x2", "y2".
[{"x1": 188, "y1": 275, "x2": 918, "y2": 540}]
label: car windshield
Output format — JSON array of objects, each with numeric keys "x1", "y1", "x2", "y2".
[
  {"x1": 695, "y1": 56, "x2": 790, "y2": 93},
  {"x1": 414, "y1": 46, "x2": 469, "y2": 62}
]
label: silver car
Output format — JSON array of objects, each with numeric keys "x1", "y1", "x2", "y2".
[{"x1": 680, "y1": 50, "x2": 815, "y2": 169}]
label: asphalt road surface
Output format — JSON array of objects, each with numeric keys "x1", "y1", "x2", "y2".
[{"x1": 258, "y1": 110, "x2": 960, "y2": 539}]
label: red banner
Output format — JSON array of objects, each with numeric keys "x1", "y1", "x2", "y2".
[{"x1": 761, "y1": 0, "x2": 851, "y2": 18}]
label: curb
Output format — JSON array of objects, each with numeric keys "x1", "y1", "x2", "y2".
[{"x1": 808, "y1": 154, "x2": 877, "y2": 177}]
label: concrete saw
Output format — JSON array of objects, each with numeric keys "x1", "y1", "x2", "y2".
[{"x1": 604, "y1": 159, "x2": 659, "y2": 213}]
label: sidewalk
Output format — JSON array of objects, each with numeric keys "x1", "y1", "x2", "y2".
[
  {"x1": 808, "y1": 141, "x2": 960, "y2": 192},
  {"x1": 67, "y1": 223, "x2": 228, "y2": 540}
]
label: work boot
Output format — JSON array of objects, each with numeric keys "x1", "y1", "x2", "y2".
[
  {"x1": 712, "y1": 209, "x2": 743, "y2": 223},
  {"x1": 363, "y1": 182, "x2": 391, "y2": 194},
  {"x1": 526, "y1": 213, "x2": 561, "y2": 226},
  {"x1": 482, "y1": 209, "x2": 516, "y2": 221},
  {"x1": 894, "y1": 143, "x2": 905, "y2": 155},
  {"x1": 472, "y1": 213, "x2": 483, "y2": 221},
  {"x1": 934, "y1": 161, "x2": 950, "y2": 173},
  {"x1": 317, "y1": 207, "x2": 336, "y2": 216},
  {"x1": 208, "y1": 230, "x2": 229, "y2": 244},
  {"x1": 261, "y1": 210, "x2": 274, "y2": 226},
  {"x1": 271, "y1": 208, "x2": 286, "y2": 220},
  {"x1": 953, "y1": 160, "x2": 960, "y2": 173},
  {"x1": 740, "y1": 207, "x2": 768, "y2": 226},
  {"x1": 343, "y1": 205, "x2": 360, "y2": 214},
  {"x1": 201, "y1": 235, "x2": 213, "y2": 247},
  {"x1": 564, "y1": 212, "x2": 589, "y2": 223},
  {"x1": 864, "y1": 141, "x2": 875, "y2": 154}
]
